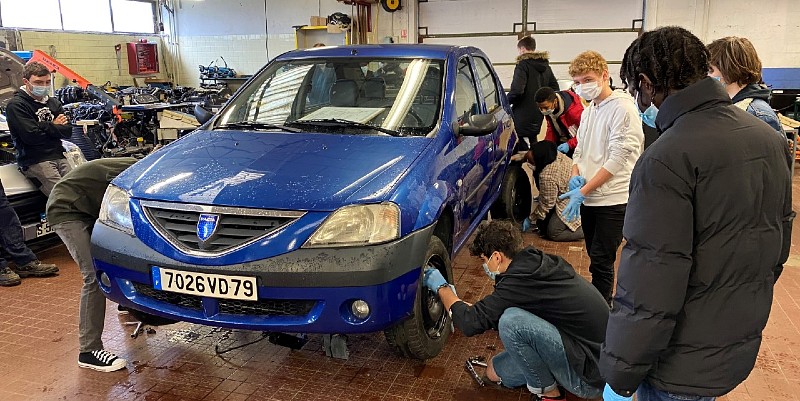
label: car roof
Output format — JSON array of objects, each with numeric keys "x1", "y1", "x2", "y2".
[{"x1": 275, "y1": 44, "x2": 474, "y2": 61}]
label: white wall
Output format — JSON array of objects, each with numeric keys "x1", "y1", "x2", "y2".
[
  {"x1": 173, "y1": 0, "x2": 354, "y2": 86},
  {"x1": 645, "y1": 0, "x2": 800, "y2": 68},
  {"x1": 170, "y1": 0, "x2": 799, "y2": 87}
]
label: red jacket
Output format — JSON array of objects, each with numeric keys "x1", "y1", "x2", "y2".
[{"x1": 543, "y1": 90, "x2": 584, "y2": 150}]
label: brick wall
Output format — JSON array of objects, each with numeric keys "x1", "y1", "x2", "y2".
[{"x1": 10, "y1": 30, "x2": 169, "y2": 88}]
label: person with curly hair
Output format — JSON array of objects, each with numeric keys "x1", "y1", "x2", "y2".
[
  {"x1": 558, "y1": 50, "x2": 644, "y2": 305},
  {"x1": 601, "y1": 26, "x2": 793, "y2": 401},
  {"x1": 422, "y1": 220, "x2": 608, "y2": 401}
]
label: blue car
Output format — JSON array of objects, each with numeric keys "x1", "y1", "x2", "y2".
[{"x1": 92, "y1": 44, "x2": 530, "y2": 359}]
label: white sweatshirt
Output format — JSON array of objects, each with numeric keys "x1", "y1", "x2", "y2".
[{"x1": 572, "y1": 90, "x2": 644, "y2": 206}]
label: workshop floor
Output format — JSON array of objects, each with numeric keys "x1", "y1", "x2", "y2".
[{"x1": 2, "y1": 173, "x2": 800, "y2": 401}]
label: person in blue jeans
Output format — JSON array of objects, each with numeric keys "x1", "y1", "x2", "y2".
[
  {"x1": 0, "y1": 180, "x2": 59, "y2": 286},
  {"x1": 424, "y1": 220, "x2": 609, "y2": 401}
]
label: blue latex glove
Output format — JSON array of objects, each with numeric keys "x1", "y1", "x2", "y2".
[
  {"x1": 568, "y1": 175, "x2": 586, "y2": 191},
  {"x1": 557, "y1": 142, "x2": 570, "y2": 154},
  {"x1": 423, "y1": 268, "x2": 448, "y2": 291},
  {"x1": 521, "y1": 217, "x2": 531, "y2": 232},
  {"x1": 559, "y1": 188, "x2": 585, "y2": 222},
  {"x1": 603, "y1": 384, "x2": 633, "y2": 401}
]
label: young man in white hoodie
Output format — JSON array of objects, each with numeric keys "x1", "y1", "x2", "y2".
[{"x1": 558, "y1": 51, "x2": 644, "y2": 305}]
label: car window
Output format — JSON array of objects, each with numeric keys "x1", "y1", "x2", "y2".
[
  {"x1": 454, "y1": 57, "x2": 479, "y2": 126},
  {"x1": 474, "y1": 57, "x2": 500, "y2": 113},
  {"x1": 217, "y1": 58, "x2": 444, "y2": 136}
]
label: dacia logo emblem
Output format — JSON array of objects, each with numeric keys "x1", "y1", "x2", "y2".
[{"x1": 197, "y1": 214, "x2": 220, "y2": 245}]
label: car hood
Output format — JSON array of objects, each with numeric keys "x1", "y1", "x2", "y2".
[{"x1": 115, "y1": 130, "x2": 431, "y2": 211}]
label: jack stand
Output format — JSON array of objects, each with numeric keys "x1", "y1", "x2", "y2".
[{"x1": 323, "y1": 334, "x2": 349, "y2": 360}]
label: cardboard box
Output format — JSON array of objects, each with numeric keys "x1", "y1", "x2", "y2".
[
  {"x1": 327, "y1": 23, "x2": 344, "y2": 33},
  {"x1": 310, "y1": 16, "x2": 326, "y2": 26}
]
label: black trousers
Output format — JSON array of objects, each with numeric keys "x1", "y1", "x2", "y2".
[
  {"x1": 0, "y1": 181, "x2": 37, "y2": 269},
  {"x1": 580, "y1": 204, "x2": 626, "y2": 302}
]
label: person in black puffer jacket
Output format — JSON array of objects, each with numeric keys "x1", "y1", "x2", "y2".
[
  {"x1": 600, "y1": 26, "x2": 794, "y2": 401},
  {"x1": 508, "y1": 36, "x2": 559, "y2": 150}
]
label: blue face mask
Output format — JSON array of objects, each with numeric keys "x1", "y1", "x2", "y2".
[
  {"x1": 482, "y1": 263, "x2": 497, "y2": 281},
  {"x1": 30, "y1": 85, "x2": 48, "y2": 97},
  {"x1": 636, "y1": 92, "x2": 658, "y2": 129}
]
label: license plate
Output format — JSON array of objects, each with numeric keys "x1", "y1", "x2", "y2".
[
  {"x1": 151, "y1": 267, "x2": 258, "y2": 301},
  {"x1": 36, "y1": 215, "x2": 53, "y2": 237}
]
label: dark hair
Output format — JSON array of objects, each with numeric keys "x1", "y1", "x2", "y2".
[
  {"x1": 707, "y1": 36, "x2": 762, "y2": 86},
  {"x1": 23, "y1": 62, "x2": 50, "y2": 80},
  {"x1": 517, "y1": 36, "x2": 536, "y2": 52},
  {"x1": 535, "y1": 87, "x2": 557, "y2": 103},
  {"x1": 468, "y1": 220, "x2": 524, "y2": 259},
  {"x1": 530, "y1": 141, "x2": 558, "y2": 188},
  {"x1": 621, "y1": 26, "x2": 709, "y2": 94}
]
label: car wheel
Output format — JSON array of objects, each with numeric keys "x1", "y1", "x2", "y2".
[
  {"x1": 494, "y1": 162, "x2": 531, "y2": 224},
  {"x1": 384, "y1": 235, "x2": 452, "y2": 360}
]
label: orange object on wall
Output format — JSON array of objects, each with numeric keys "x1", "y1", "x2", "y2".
[{"x1": 127, "y1": 42, "x2": 159, "y2": 75}]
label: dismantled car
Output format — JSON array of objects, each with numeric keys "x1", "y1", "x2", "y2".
[{"x1": 91, "y1": 44, "x2": 530, "y2": 359}]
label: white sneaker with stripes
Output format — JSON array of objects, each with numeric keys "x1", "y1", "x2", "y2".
[{"x1": 78, "y1": 350, "x2": 127, "y2": 372}]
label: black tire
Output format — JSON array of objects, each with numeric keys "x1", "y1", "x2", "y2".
[
  {"x1": 384, "y1": 235, "x2": 452, "y2": 360},
  {"x1": 493, "y1": 162, "x2": 531, "y2": 224}
]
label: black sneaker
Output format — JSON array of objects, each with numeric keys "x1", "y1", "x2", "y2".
[
  {"x1": 0, "y1": 267, "x2": 21, "y2": 286},
  {"x1": 15, "y1": 260, "x2": 58, "y2": 277},
  {"x1": 78, "y1": 350, "x2": 127, "y2": 372}
]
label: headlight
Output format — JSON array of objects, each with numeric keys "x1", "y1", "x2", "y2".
[
  {"x1": 98, "y1": 185, "x2": 134, "y2": 235},
  {"x1": 303, "y1": 203, "x2": 400, "y2": 248}
]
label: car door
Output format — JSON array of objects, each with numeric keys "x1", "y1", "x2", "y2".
[
  {"x1": 453, "y1": 55, "x2": 493, "y2": 228},
  {"x1": 472, "y1": 55, "x2": 512, "y2": 213}
]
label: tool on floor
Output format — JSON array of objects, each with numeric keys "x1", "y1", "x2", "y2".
[
  {"x1": 465, "y1": 358, "x2": 485, "y2": 387},
  {"x1": 124, "y1": 321, "x2": 155, "y2": 338}
]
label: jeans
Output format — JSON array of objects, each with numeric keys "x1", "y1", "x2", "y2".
[
  {"x1": 22, "y1": 159, "x2": 72, "y2": 197},
  {"x1": 54, "y1": 220, "x2": 105, "y2": 353},
  {"x1": 0, "y1": 181, "x2": 37, "y2": 269},
  {"x1": 580, "y1": 204, "x2": 626, "y2": 302},
  {"x1": 491, "y1": 307, "x2": 602, "y2": 399},
  {"x1": 637, "y1": 381, "x2": 716, "y2": 401}
]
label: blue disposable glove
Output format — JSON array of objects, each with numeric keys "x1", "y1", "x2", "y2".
[
  {"x1": 559, "y1": 188, "x2": 585, "y2": 222},
  {"x1": 521, "y1": 217, "x2": 531, "y2": 232},
  {"x1": 557, "y1": 142, "x2": 570, "y2": 154},
  {"x1": 423, "y1": 268, "x2": 448, "y2": 291},
  {"x1": 568, "y1": 175, "x2": 586, "y2": 191},
  {"x1": 603, "y1": 384, "x2": 633, "y2": 401}
]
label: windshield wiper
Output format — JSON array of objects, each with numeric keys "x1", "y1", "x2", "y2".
[
  {"x1": 288, "y1": 118, "x2": 403, "y2": 137},
  {"x1": 216, "y1": 121, "x2": 301, "y2": 133}
]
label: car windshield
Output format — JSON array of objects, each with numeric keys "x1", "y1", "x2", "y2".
[{"x1": 215, "y1": 58, "x2": 444, "y2": 136}]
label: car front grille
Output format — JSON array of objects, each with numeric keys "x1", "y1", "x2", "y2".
[
  {"x1": 140, "y1": 201, "x2": 304, "y2": 255},
  {"x1": 218, "y1": 299, "x2": 316, "y2": 316},
  {"x1": 131, "y1": 282, "x2": 315, "y2": 317},
  {"x1": 133, "y1": 282, "x2": 203, "y2": 310}
]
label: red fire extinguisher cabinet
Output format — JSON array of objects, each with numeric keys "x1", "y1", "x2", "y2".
[{"x1": 127, "y1": 42, "x2": 159, "y2": 75}]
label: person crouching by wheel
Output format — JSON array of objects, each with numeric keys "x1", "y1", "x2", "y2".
[{"x1": 423, "y1": 220, "x2": 608, "y2": 400}]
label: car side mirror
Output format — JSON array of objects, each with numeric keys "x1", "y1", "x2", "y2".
[
  {"x1": 194, "y1": 104, "x2": 214, "y2": 125},
  {"x1": 460, "y1": 114, "x2": 499, "y2": 136}
]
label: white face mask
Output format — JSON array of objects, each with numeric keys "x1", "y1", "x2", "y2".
[{"x1": 576, "y1": 82, "x2": 602, "y2": 101}]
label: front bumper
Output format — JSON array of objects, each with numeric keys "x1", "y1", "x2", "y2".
[{"x1": 91, "y1": 222, "x2": 435, "y2": 333}]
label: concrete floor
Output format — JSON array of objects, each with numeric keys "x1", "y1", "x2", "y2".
[{"x1": 1, "y1": 171, "x2": 799, "y2": 401}]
